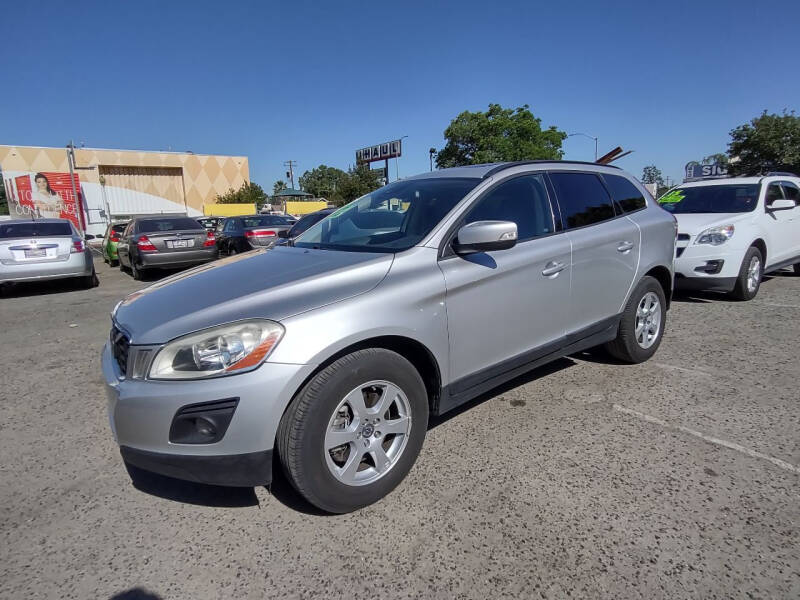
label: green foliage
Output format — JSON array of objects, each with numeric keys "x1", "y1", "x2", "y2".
[
  {"x1": 641, "y1": 165, "x2": 665, "y2": 187},
  {"x1": 299, "y1": 165, "x2": 347, "y2": 202},
  {"x1": 727, "y1": 110, "x2": 800, "y2": 176},
  {"x1": 701, "y1": 153, "x2": 728, "y2": 165},
  {"x1": 337, "y1": 166, "x2": 383, "y2": 205},
  {"x1": 272, "y1": 180, "x2": 288, "y2": 195},
  {"x1": 216, "y1": 181, "x2": 268, "y2": 206},
  {"x1": 435, "y1": 103, "x2": 566, "y2": 168}
]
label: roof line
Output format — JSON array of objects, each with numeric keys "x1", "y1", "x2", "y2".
[{"x1": 481, "y1": 160, "x2": 619, "y2": 179}]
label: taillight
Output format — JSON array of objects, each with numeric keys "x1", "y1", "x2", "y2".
[
  {"x1": 71, "y1": 239, "x2": 84, "y2": 253},
  {"x1": 203, "y1": 230, "x2": 216, "y2": 247},
  {"x1": 245, "y1": 229, "x2": 277, "y2": 238},
  {"x1": 137, "y1": 235, "x2": 157, "y2": 252}
]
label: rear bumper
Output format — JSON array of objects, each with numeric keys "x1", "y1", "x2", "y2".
[
  {"x1": 0, "y1": 252, "x2": 93, "y2": 282},
  {"x1": 138, "y1": 248, "x2": 217, "y2": 268},
  {"x1": 121, "y1": 446, "x2": 273, "y2": 487}
]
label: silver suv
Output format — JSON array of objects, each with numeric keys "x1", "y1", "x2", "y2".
[{"x1": 103, "y1": 161, "x2": 676, "y2": 512}]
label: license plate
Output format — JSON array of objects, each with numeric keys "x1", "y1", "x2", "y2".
[
  {"x1": 24, "y1": 248, "x2": 47, "y2": 258},
  {"x1": 167, "y1": 239, "x2": 193, "y2": 248}
]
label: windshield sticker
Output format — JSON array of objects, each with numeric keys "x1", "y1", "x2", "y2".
[{"x1": 658, "y1": 190, "x2": 685, "y2": 204}]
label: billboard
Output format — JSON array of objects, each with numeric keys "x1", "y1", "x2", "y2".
[
  {"x1": 4, "y1": 171, "x2": 84, "y2": 231},
  {"x1": 356, "y1": 139, "x2": 402, "y2": 164},
  {"x1": 685, "y1": 162, "x2": 728, "y2": 182}
]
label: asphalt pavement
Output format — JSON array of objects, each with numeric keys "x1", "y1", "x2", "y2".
[{"x1": 1, "y1": 258, "x2": 798, "y2": 599}]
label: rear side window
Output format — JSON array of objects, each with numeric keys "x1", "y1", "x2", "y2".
[
  {"x1": 602, "y1": 174, "x2": 647, "y2": 212},
  {"x1": 137, "y1": 217, "x2": 203, "y2": 232},
  {"x1": 0, "y1": 221, "x2": 72, "y2": 238},
  {"x1": 549, "y1": 172, "x2": 616, "y2": 229},
  {"x1": 464, "y1": 174, "x2": 554, "y2": 241},
  {"x1": 111, "y1": 224, "x2": 127, "y2": 233}
]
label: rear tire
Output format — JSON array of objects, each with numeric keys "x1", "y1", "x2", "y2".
[
  {"x1": 82, "y1": 268, "x2": 99, "y2": 289},
  {"x1": 605, "y1": 275, "x2": 667, "y2": 363},
  {"x1": 277, "y1": 348, "x2": 428, "y2": 513},
  {"x1": 130, "y1": 260, "x2": 143, "y2": 281},
  {"x1": 731, "y1": 246, "x2": 762, "y2": 301}
]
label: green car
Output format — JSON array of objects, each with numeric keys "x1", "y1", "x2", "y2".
[{"x1": 101, "y1": 222, "x2": 129, "y2": 267}]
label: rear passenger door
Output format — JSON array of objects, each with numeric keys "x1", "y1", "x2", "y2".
[{"x1": 548, "y1": 171, "x2": 640, "y2": 335}]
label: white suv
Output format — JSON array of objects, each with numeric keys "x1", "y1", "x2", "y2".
[{"x1": 660, "y1": 174, "x2": 800, "y2": 300}]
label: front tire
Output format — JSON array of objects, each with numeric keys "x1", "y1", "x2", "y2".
[
  {"x1": 277, "y1": 348, "x2": 428, "y2": 513},
  {"x1": 605, "y1": 275, "x2": 666, "y2": 363},
  {"x1": 731, "y1": 246, "x2": 762, "y2": 301}
]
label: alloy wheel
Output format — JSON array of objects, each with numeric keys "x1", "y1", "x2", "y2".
[
  {"x1": 746, "y1": 256, "x2": 761, "y2": 293},
  {"x1": 635, "y1": 292, "x2": 661, "y2": 349},
  {"x1": 324, "y1": 380, "x2": 412, "y2": 486}
]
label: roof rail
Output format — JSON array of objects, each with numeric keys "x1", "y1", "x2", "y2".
[
  {"x1": 765, "y1": 171, "x2": 798, "y2": 177},
  {"x1": 481, "y1": 160, "x2": 619, "y2": 179}
]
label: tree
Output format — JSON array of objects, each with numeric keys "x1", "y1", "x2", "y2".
[
  {"x1": 216, "y1": 181, "x2": 268, "y2": 206},
  {"x1": 641, "y1": 165, "x2": 665, "y2": 187},
  {"x1": 727, "y1": 110, "x2": 800, "y2": 176},
  {"x1": 298, "y1": 165, "x2": 347, "y2": 202},
  {"x1": 273, "y1": 180, "x2": 288, "y2": 195},
  {"x1": 701, "y1": 153, "x2": 728, "y2": 165},
  {"x1": 435, "y1": 103, "x2": 566, "y2": 168},
  {"x1": 337, "y1": 165, "x2": 382, "y2": 204}
]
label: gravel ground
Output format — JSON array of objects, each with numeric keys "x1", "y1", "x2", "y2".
[{"x1": 1, "y1": 258, "x2": 798, "y2": 600}]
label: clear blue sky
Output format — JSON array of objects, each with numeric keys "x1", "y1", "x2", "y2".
[{"x1": 2, "y1": 0, "x2": 798, "y2": 188}]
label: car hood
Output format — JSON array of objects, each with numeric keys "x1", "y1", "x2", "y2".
[
  {"x1": 113, "y1": 246, "x2": 394, "y2": 344},
  {"x1": 673, "y1": 212, "x2": 753, "y2": 236}
]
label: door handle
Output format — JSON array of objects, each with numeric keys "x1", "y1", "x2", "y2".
[
  {"x1": 542, "y1": 261, "x2": 566, "y2": 277},
  {"x1": 617, "y1": 241, "x2": 634, "y2": 253}
]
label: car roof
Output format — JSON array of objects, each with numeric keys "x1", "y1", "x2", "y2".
[
  {"x1": 403, "y1": 160, "x2": 622, "y2": 181},
  {"x1": 678, "y1": 175, "x2": 800, "y2": 188}
]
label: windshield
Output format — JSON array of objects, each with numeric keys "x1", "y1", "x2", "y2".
[
  {"x1": 0, "y1": 221, "x2": 73, "y2": 238},
  {"x1": 659, "y1": 184, "x2": 760, "y2": 214},
  {"x1": 289, "y1": 211, "x2": 331, "y2": 237},
  {"x1": 294, "y1": 178, "x2": 479, "y2": 252}
]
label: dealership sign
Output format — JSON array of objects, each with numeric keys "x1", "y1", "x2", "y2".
[
  {"x1": 356, "y1": 139, "x2": 402, "y2": 164},
  {"x1": 685, "y1": 162, "x2": 728, "y2": 181}
]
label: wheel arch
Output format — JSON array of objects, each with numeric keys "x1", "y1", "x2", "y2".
[
  {"x1": 751, "y1": 238, "x2": 767, "y2": 266},
  {"x1": 643, "y1": 264, "x2": 673, "y2": 309}
]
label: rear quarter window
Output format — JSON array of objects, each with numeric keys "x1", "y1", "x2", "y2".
[{"x1": 602, "y1": 174, "x2": 647, "y2": 212}]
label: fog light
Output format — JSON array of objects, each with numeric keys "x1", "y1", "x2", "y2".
[
  {"x1": 195, "y1": 417, "x2": 217, "y2": 437},
  {"x1": 169, "y1": 398, "x2": 238, "y2": 444}
]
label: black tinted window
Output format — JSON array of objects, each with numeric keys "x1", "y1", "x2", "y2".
[
  {"x1": 111, "y1": 223, "x2": 127, "y2": 233},
  {"x1": 603, "y1": 174, "x2": 646, "y2": 212},
  {"x1": 137, "y1": 217, "x2": 203, "y2": 232},
  {"x1": 549, "y1": 172, "x2": 615, "y2": 228},
  {"x1": 242, "y1": 216, "x2": 288, "y2": 227},
  {"x1": 465, "y1": 174, "x2": 553, "y2": 241},
  {"x1": 781, "y1": 182, "x2": 799, "y2": 203},
  {"x1": 0, "y1": 221, "x2": 72, "y2": 238}
]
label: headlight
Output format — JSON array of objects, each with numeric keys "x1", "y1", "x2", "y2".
[
  {"x1": 695, "y1": 225, "x2": 734, "y2": 246},
  {"x1": 149, "y1": 319, "x2": 284, "y2": 380}
]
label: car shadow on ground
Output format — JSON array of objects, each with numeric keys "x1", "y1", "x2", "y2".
[
  {"x1": 0, "y1": 277, "x2": 93, "y2": 298},
  {"x1": 109, "y1": 588, "x2": 163, "y2": 600},
  {"x1": 672, "y1": 271, "x2": 793, "y2": 304}
]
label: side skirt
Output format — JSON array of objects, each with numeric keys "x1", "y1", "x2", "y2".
[
  {"x1": 434, "y1": 315, "x2": 621, "y2": 416},
  {"x1": 764, "y1": 253, "x2": 800, "y2": 275}
]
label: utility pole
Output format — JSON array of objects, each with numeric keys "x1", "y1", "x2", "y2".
[{"x1": 284, "y1": 160, "x2": 297, "y2": 190}]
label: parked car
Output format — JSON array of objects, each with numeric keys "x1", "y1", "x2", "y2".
[
  {"x1": 276, "y1": 208, "x2": 335, "y2": 246},
  {"x1": 101, "y1": 221, "x2": 129, "y2": 266},
  {"x1": 103, "y1": 161, "x2": 675, "y2": 512},
  {"x1": 0, "y1": 218, "x2": 97, "y2": 288},
  {"x1": 117, "y1": 215, "x2": 217, "y2": 280},
  {"x1": 215, "y1": 214, "x2": 295, "y2": 255},
  {"x1": 661, "y1": 173, "x2": 800, "y2": 300},
  {"x1": 197, "y1": 217, "x2": 222, "y2": 232}
]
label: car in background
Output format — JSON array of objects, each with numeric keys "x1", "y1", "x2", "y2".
[
  {"x1": 0, "y1": 218, "x2": 97, "y2": 289},
  {"x1": 661, "y1": 173, "x2": 800, "y2": 300},
  {"x1": 117, "y1": 215, "x2": 218, "y2": 280},
  {"x1": 101, "y1": 221, "x2": 129, "y2": 267},
  {"x1": 215, "y1": 214, "x2": 295, "y2": 255},
  {"x1": 104, "y1": 161, "x2": 675, "y2": 513},
  {"x1": 276, "y1": 207, "x2": 335, "y2": 246},
  {"x1": 197, "y1": 216, "x2": 222, "y2": 232}
]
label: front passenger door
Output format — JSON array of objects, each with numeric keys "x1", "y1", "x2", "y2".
[{"x1": 439, "y1": 173, "x2": 571, "y2": 390}]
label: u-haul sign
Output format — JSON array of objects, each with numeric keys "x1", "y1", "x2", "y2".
[{"x1": 356, "y1": 139, "x2": 402, "y2": 164}]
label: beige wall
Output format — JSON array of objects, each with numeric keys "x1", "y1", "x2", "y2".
[{"x1": 0, "y1": 145, "x2": 249, "y2": 214}]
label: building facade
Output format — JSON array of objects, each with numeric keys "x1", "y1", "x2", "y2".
[{"x1": 0, "y1": 145, "x2": 249, "y2": 235}]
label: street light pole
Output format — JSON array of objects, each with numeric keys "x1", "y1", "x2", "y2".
[
  {"x1": 395, "y1": 135, "x2": 408, "y2": 181},
  {"x1": 567, "y1": 132, "x2": 598, "y2": 161}
]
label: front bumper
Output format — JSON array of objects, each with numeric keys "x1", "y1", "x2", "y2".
[
  {"x1": 102, "y1": 342, "x2": 314, "y2": 487},
  {"x1": 674, "y1": 241, "x2": 744, "y2": 293}
]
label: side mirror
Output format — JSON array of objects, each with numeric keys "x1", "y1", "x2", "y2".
[
  {"x1": 453, "y1": 220, "x2": 518, "y2": 254},
  {"x1": 768, "y1": 199, "x2": 795, "y2": 211}
]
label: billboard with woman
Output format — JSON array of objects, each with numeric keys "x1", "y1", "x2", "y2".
[{"x1": 6, "y1": 171, "x2": 84, "y2": 231}]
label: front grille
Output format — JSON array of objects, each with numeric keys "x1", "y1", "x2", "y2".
[{"x1": 110, "y1": 325, "x2": 130, "y2": 376}]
